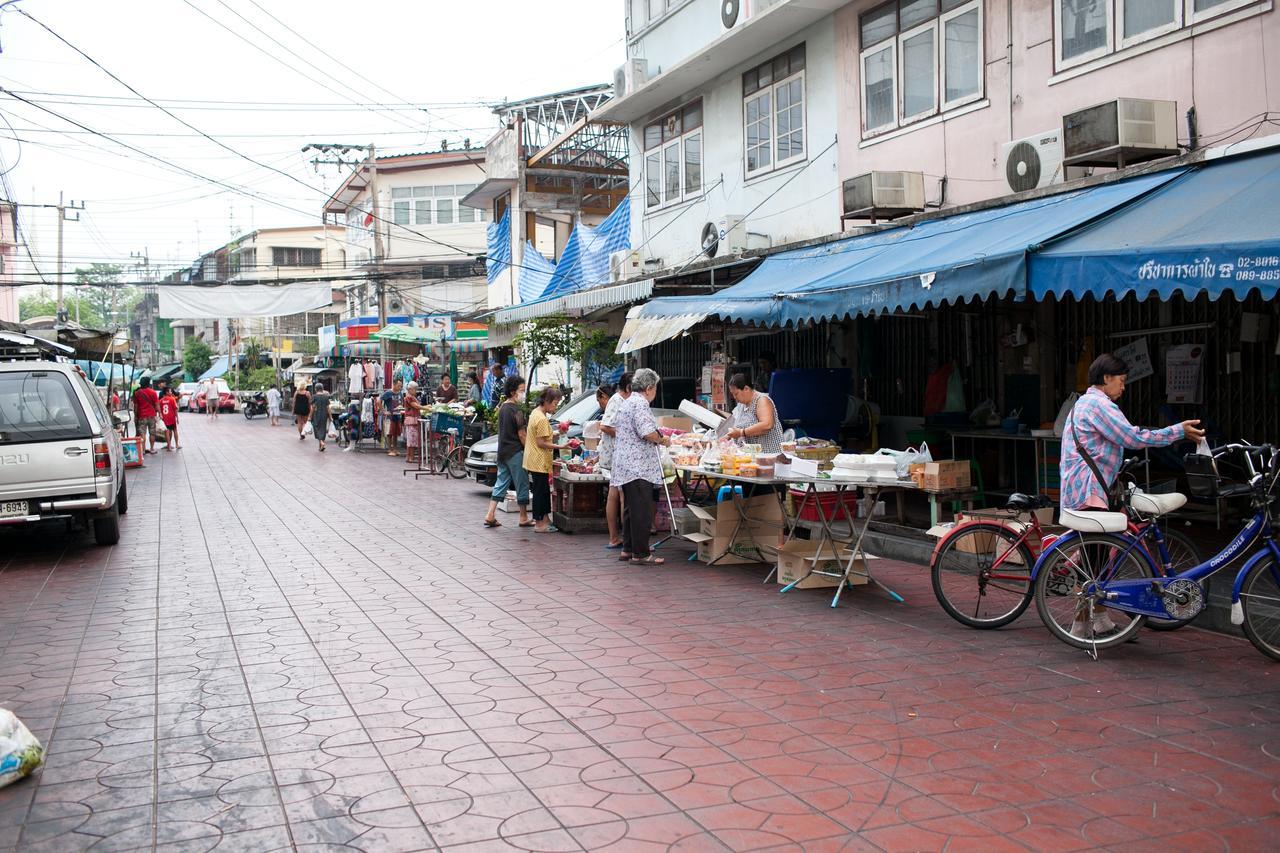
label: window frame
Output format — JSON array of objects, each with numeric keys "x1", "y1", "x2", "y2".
[
  {"x1": 271, "y1": 247, "x2": 322, "y2": 268},
  {"x1": 1117, "y1": 0, "x2": 1183, "y2": 49},
  {"x1": 742, "y1": 48, "x2": 807, "y2": 179},
  {"x1": 642, "y1": 98, "x2": 704, "y2": 212},
  {"x1": 860, "y1": 0, "x2": 983, "y2": 138},
  {"x1": 940, "y1": 2, "x2": 984, "y2": 110},
  {"x1": 1054, "y1": 0, "x2": 1260, "y2": 71},
  {"x1": 897, "y1": 19, "x2": 939, "y2": 123}
]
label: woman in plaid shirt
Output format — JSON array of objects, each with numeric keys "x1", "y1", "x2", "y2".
[{"x1": 1061, "y1": 353, "x2": 1206, "y2": 511}]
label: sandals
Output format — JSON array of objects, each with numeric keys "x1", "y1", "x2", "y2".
[
  {"x1": 518, "y1": 521, "x2": 536, "y2": 528},
  {"x1": 618, "y1": 553, "x2": 633, "y2": 561},
  {"x1": 630, "y1": 556, "x2": 665, "y2": 566},
  {"x1": 604, "y1": 542, "x2": 624, "y2": 550},
  {"x1": 483, "y1": 519, "x2": 501, "y2": 528},
  {"x1": 534, "y1": 525, "x2": 559, "y2": 534}
]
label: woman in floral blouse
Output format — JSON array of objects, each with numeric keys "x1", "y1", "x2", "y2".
[{"x1": 608, "y1": 368, "x2": 670, "y2": 566}]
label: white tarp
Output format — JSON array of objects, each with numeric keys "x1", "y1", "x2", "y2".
[
  {"x1": 159, "y1": 283, "x2": 332, "y2": 319},
  {"x1": 616, "y1": 305, "x2": 707, "y2": 354}
]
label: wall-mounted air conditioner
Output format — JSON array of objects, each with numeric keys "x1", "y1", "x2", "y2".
[
  {"x1": 609, "y1": 249, "x2": 642, "y2": 282},
  {"x1": 1000, "y1": 131, "x2": 1065, "y2": 194},
  {"x1": 841, "y1": 171, "x2": 925, "y2": 221},
  {"x1": 1062, "y1": 98, "x2": 1179, "y2": 168},
  {"x1": 612, "y1": 58, "x2": 649, "y2": 97},
  {"x1": 721, "y1": 0, "x2": 754, "y2": 30}
]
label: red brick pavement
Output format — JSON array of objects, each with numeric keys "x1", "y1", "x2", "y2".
[{"x1": 0, "y1": 415, "x2": 1277, "y2": 851}]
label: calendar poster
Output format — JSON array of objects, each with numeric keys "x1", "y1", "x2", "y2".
[
  {"x1": 1114, "y1": 338, "x2": 1153, "y2": 382},
  {"x1": 1165, "y1": 344, "x2": 1204, "y2": 404}
]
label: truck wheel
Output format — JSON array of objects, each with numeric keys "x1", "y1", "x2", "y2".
[
  {"x1": 117, "y1": 474, "x2": 128, "y2": 516},
  {"x1": 93, "y1": 504, "x2": 120, "y2": 546}
]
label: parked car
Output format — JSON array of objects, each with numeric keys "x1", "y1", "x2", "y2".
[
  {"x1": 465, "y1": 391, "x2": 677, "y2": 487},
  {"x1": 187, "y1": 379, "x2": 236, "y2": 412},
  {"x1": 176, "y1": 381, "x2": 200, "y2": 411},
  {"x1": 0, "y1": 361, "x2": 128, "y2": 545}
]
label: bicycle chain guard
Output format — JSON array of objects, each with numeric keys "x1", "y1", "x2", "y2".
[{"x1": 1161, "y1": 578, "x2": 1206, "y2": 620}]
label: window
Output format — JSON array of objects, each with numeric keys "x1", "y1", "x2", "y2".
[
  {"x1": 389, "y1": 185, "x2": 485, "y2": 226},
  {"x1": 743, "y1": 44, "x2": 806, "y2": 177},
  {"x1": 0, "y1": 372, "x2": 92, "y2": 445},
  {"x1": 643, "y1": 99, "x2": 703, "y2": 209},
  {"x1": 272, "y1": 247, "x2": 322, "y2": 267},
  {"x1": 1056, "y1": 0, "x2": 1261, "y2": 69},
  {"x1": 860, "y1": 1, "x2": 982, "y2": 136}
]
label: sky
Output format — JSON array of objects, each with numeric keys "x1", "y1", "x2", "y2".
[{"x1": 0, "y1": 0, "x2": 625, "y2": 289}]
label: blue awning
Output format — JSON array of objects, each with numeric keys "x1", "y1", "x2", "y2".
[
  {"x1": 1030, "y1": 149, "x2": 1280, "y2": 302},
  {"x1": 632, "y1": 170, "x2": 1182, "y2": 329},
  {"x1": 198, "y1": 356, "x2": 229, "y2": 380}
]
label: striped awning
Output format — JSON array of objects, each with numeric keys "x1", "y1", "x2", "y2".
[{"x1": 449, "y1": 340, "x2": 487, "y2": 354}]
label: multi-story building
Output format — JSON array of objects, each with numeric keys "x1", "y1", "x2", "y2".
[
  {"x1": 595, "y1": 1, "x2": 849, "y2": 280},
  {"x1": 322, "y1": 149, "x2": 489, "y2": 322}
]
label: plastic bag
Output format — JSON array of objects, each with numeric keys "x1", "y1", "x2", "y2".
[
  {"x1": 875, "y1": 443, "x2": 933, "y2": 478},
  {"x1": 0, "y1": 709, "x2": 44, "y2": 789},
  {"x1": 303, "y1": 421, "x2": 314, "y2": 437},
  {"x1": 326, "y1": 426, "x2": 339, "y2": 440},
  {"x1": 153, "y1": 423, "x2": 168, "y2": 441}
]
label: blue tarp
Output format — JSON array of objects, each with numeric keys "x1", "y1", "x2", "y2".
[
  {"x1": 75, "y1": 360, "x2": 139, "y2": 387},
  {"x1": 486, "y1": 210, "x2": 511, "y2": 284},
  {"x1": 544, "y1": 198, "x2": 631, "y2": 299},
  {"x1": 517, "y1": 242, "x2": 557, "y2": 303},
  {"x1": 635, "y1": 170, "x2": 1182, "y2": 327},
  {"x1": 1030, "y1": 149, "x2": 1280, "y2": 302},
  {"x1": 198, "y1": 356, "x2": 229, "y2": 381}
]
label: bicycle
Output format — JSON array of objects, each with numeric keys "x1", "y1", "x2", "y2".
[
  {"x1": 431, "y1": 413, "x2": 484, "y2": 479},
  {"x1": 1030, "y1": 443, "x2": 1280, "y2": 659},
  {"x1": 931, "y1": 467, "x2": 1203, "y2": 630}
]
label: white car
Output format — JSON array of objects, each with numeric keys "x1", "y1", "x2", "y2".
[
  {"x1": 0, "y1": 361, "x2": 128, "y2": 545},
  {"x1": 176, "y1": 381, "x2": 200, "y2": 412}
]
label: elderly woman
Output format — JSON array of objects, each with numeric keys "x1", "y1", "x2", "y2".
[
  {"x1": 310, "y1": 382, "x2": 332, "y2": 452},
  {"x1": 609, "y1": 368, "x2": 670, "y2": 566},
  {"x1": 402, "y1": 381, "x2": 425, "y2": 464},
  {"x1": 726, "y1": 372, "x2": 784, "y2": 454}
]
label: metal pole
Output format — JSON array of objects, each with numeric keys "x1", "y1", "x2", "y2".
[{"x1": 55, "y1": 191, "x2": 64, "y2": 325}]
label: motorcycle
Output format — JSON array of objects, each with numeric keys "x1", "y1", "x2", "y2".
[{"x1": 242, "y1": 390, "x2": 268, "y2": 419}]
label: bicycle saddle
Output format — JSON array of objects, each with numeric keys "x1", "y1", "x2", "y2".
[
  {"x1": 1005, "y1": 492, "x2": 1052, "y2": 511},
  {"x1": 1059, "y1": 508, "x2": 1128, "y2": 533},
  {"x1": 1128, "y1": 489, "x2": 1187, "y2": 516}
]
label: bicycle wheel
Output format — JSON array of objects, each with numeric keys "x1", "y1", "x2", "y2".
[
  {"x1": 1034, "y1": 533, "x2": 1152, "y2": 651},
  {"x1": 445, "y1": 445, "x2": 468, "y2": 479},
  {"x1": 1145, "y1": 526, "x2": 1205, "y2": 632},
  {"x1": 430, "y1": 439, "x2": 451, "y2": 474},
  {"x1": 1239, "y1": 556, "x2": 1280, "y2": 662},
  {"x1": 931, "y1": 522, "x2": 1035, "y2": 629}
]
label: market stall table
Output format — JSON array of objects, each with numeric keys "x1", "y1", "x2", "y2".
[
  {"x1": 552, "y1": 468, "x2": 611, "y2": 534},
  {"x1": 675, "y1": 465, "x2": 917, "y2": 608}
]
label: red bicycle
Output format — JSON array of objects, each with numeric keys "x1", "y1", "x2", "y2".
[{"x1": 931, "y1": 472, "x2": 1202, "y2": 629}]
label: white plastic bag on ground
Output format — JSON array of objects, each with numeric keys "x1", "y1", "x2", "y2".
[{"x1": 0, "y1": 709, "x2": 44, "y2": 789}]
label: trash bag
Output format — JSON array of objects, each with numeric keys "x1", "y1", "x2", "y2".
[{"x1": 0, "y1": 709, "x2": 44, "y2": 789}]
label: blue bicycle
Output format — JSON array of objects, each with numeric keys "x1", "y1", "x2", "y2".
[{"x1": 1031, "y1": 444, "x2": 1280, "y2": 658}]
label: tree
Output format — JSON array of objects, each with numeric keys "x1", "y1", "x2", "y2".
[
  {"x1": 18, "y1": 286, "x2": 105, "y2": 328},
  {"x1": 183, "y1": 339, "x2": 213, "y2": 379},
  {"x1": 241, "y1": 337, "x2": 265, "y2": 369},
  {"x1": 73, "y1": 264, "x2": 140, "y2": 328},
  {"x1": 512, "y1": 315, "x2": 584, "y2": 383}
]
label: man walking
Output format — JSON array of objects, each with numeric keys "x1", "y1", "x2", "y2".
[
  {"x1": 134, "y1": 376, "x2": 160, "y2": 455},
  {"x1": 266, "y1": 384, "x2": 283, "y2": 426},
  {"x1": 204, "y1": 379, "x2": 220, "y2": 420}
]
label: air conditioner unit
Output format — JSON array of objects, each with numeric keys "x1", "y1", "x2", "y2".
[
  {"x1": 698, "y1": 216, "x2": 747, "y2": 259},
  {"x1": 612, "y1": 58, "x2": 648, "y2": 97},
  {"x1": 609, "y1": 249, "x2": 642, "y2": 282},
  {"x1": 1062, "y1": 98, "x2": 1179, "y2": 168},
  {"x1": 1000, "y1": 131, "x2": 1065, "y2": 194},
  {"x1": 387, "y1": 298, "x2": 404, "y2": 314},
  {"x1": 721, "y1": 0, "x2": 754, "y2": 30},
  {"x1": 841, "y1": 171, "x2": 925, "y2": 221}
]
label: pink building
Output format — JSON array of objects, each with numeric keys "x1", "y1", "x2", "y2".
[
  {"x1": 835, "y1": 0, "x2": 1280, "y2": 209},
  {"x1": 0, "y1": 204, "x2": 17, "y2": 323}
]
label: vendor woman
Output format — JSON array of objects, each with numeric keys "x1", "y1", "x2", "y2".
[{"x1": 725, "y1": 372, "x2": 784, "y2": 453}]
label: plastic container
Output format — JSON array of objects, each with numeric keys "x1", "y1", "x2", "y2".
[{"x1": 788, "y1": 488, "x2": 859, "y2": 523}]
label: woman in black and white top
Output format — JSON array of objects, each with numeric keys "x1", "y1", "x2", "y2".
[{"x1": 725, "y1": 373, "x2": 784, "y2": 454}]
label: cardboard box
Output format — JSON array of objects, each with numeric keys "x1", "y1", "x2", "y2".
[
  {"x1": 775, "y1": 541, "x2": 872, "y2": 589},
  {"x1": 922, "y1": 460, "x2": 972, "y2": 492},
  {"x1": 686, "y1": 496, "x2": 784, "y2": 564},
  {"x1": 657, "y1": 416, "x2": 695, "y2": 432}
]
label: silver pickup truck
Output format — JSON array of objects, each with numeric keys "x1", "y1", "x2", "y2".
[{"x1": 0, "y1": 361, "x2": 128, "y2": 545}]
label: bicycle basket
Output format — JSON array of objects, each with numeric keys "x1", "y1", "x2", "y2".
[{"x1": 1183, "y1": 451, "x2": 1253, "y2": 499}]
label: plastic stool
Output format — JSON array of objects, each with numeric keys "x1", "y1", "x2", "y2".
[{"x1": 717, "y1": 484, "x2": 744, "y2": 503}]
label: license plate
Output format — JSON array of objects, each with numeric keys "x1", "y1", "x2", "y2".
[{"x1": 0, "y1": 500, "x2": 29, "y2": 518}]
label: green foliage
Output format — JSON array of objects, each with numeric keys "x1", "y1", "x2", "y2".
[
  {"x1": 236, "y1": 366, "x2": 278, "y2": 389},
  {"x1": 18, "y1": 287, "x2": 105, "y2": 328},
  {"x1": 581, "y1": 328, "x2": 622, "y2": 370},
  {"x1": 241, "y1": 337, "x2": 266, "y2": 368},
  {"x1": 297, "y1": 336, "x2": 319, "y2": 356},
  {"x1": 183, "y1": 339, "x2": 213, "y2": 379},
  {"x1": 512, "y1": 315, "x2": 584, "y2": 374}
]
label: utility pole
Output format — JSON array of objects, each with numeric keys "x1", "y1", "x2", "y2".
[
  {"x1": 131, "y1": 249, "x2": 153, "y2": 366},
  {"x1": 55, "y1": 193, "x2": 83, "y2": 327}
]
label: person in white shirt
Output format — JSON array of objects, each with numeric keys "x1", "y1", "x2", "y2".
[
  {"x1": 204, "y1": 379, "x2": 220, "y2": 419},
  {"x1": 265, "y1": 385, "x2": 283, "y2": 426},
  {"x1": 348, "y1": 360, "x2": 365, "y2": 397}
]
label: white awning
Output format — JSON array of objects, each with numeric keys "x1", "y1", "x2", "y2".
[
  {"x1": 616, "y1": 305, "x2": 706, "y2": 354},
  {"x1": 493, "y1": 278, "x2": 654, "y2": 325},
  {"x1": 159, "y1": 283, "x2": 332, "y2": 319}
]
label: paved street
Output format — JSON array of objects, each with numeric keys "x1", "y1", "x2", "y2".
[{"x1": 0, "y1": 415, "x2": 1276, "y2": 852}]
